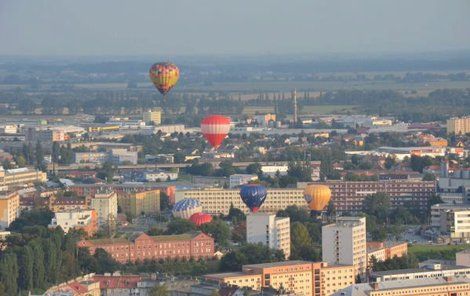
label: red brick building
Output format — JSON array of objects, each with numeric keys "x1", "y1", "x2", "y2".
[
  {"x1": 317, "y1": 180, "x2": 436, "y2": 214},
  {"x1": 77, "y1": 232, "x2": 214, "y2": 263}
]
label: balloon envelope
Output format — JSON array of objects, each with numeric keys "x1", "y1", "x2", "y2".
[
  {"x1": 189, "y1": 212, "x2": 213, "y2": 226},
  {"x1": 304, "y1": 184, "x2": 331, "y2": 212},
  {"x1": 149, "y1": 62, "x2": 180, "y2": 96},
  {"x1": 172, "y1": 198, "x2": 202, "y2": 219},
  {"x1": 240, "y1": 184, "x2": 267, "y2": 212},
  {"x1": 201, "y1": 115, "x2": 231, "y2": 149}
]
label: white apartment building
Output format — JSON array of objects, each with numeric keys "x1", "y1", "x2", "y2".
[
  {"x1": 229, "y1": 174, "x2": 258, "y2": 188},
  {"x1": 261, "y1": 165, "x2": 288, "y2": 177},
  {"x1": 49, "y1": 210, "x2": 96, "y2": 234},
  {"x1": 246, "y1": 213, "x2": 291, "y2": 258},
  {"x1": 143, "y1": 170, "x2": 178, "y2": 182},
  {"x1": 90, "y1": 191, "x2": 118, "y2": 227},
  {"x1": 175, "y1": 188, "x2": 305, "y2": 215},
  {"x1": 447, "y1": 116, "x2": 470, "y2": 135},
  {"x1": 322, "y1": 217, "x2": 367, "y2": 277},
  {"x1": 431, "y1": 203, "x2": 470, "y2": 243},
  {"x1": 370, "y1": 263, "x2": 470, "y2": 283},
  {"x1": 143, "y1": 108, "x2": 162, "y2": 125}
]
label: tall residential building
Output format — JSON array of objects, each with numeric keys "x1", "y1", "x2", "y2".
[
  {"x1": 143, "y1": 108, "x2": 162, "y2": 125},
  {"x1": 247, "y1": 213, "x2": 291, "y2": 258},
  {"x1": 175, "y1": 188, "x2": 305, "y2": 215},
  {"x1": 322, "y1": 217, "x2": 367, "y2": 277},
  {"x1": 117, "y1": 189, "x2": 160, "y2": 217},
  {"x1": 0, "y1": 191, "x2": 20, "y2": 229},
  {"x1": 205, "y1": 261, "x2": 355, "y2": 296},
  {"x1": 78, "y1": 232, "x2": 214, "y2": 263},
  {"x1": 90, "y1": 191, "x2": 118, "y2": 227},
  {"x1": 430, "y1": 203, "x2": 470, "y2": 243},
  {"x1": 447, "y1": 116, "x2": 470, "y2": 134}
]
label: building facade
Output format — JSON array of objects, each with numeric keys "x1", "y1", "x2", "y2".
[
  {"x1": 0, "y1": 167, "x2": 47, "y2": 188},
  {"x1": 314, "y1": 180, "x2": 436, "y2": 214},
  {"x1": 322, "y1": 217, "x2": 367, "y2": 277},
  {"x1": 117, "y1": 189, "x2": 160, "y2": 217},
  {"x1": 334, "y1": 277, "x2": 470, "y2": 296},
  {"x1": 0, "y1": 191, "x2": 20, "y2": 229},
  {"x1": 49, "y1": 210, "x2": 98, "y2": 236},
  {"x1": 78, "y1": 232, "x2": 214, "y2": 263},
  {"x1": 431, "y1": 203, "x2": 470, "y2": 243},
  {"x1": 367, "y1": 242, "x2": 408, "y2": 265},
  {"x1": 247, "y1": 213, "x2": 291, "y2": 258},
  {"x1": 175, "y1": 188, "x2": 306, "y2": 215},
  {"x1": 90, "y1": 191, "x2": 118, "y2": 227},
  {"x1": 205, "y1": 261, "x2": 355, "y2": 296},
  {"x1": 447, "y1": 116, "x2": 470, "y2": 134},
  {"x1": 143, "y1": 108, "x2": 162, "y2": 125}
]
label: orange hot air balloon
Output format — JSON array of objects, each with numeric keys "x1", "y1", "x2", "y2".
[
  {"x1": 149, "y1": 62, "x2": 180, "y2": 96},
  {"x1": 304, "y1": 184, "x2": 331, "y2": 212},
  {"x1": 201, "y1": 115, "x2": 231, "y2": 149}
]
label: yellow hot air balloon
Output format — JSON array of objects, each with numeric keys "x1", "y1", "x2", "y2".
[
  {"x1": 149, "y1": 62, "x2": 180, "y2": 97},
  {"x1": 304, "y1": 184, "x2": 331, "y2": 212}
]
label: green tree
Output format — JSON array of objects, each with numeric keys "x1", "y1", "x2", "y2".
[
  {"x1": 246, "y1": 163, "x2": 262, "y2": 175},
  {"x1": 290, "y1": 222, "x2": 312, "y2": 260},
  {"x1": 149, "y1": 284, "x2": 169, "y2": 296},
  {"x1": 362, "y1": 193, "x2": 391, "y2": 223},
  {"x1": 165, "y1": 218, "x2": 197, "y2": 235},
  {"x1": 35, "y1": 140, "x2": 46, "y2": 171},
  {"x1": 31, "y1": 240, "x2": 46, "y2": 290},
  {"x1": 200, "y1": 219, "x2": 231, "y2": 246},
  {"x1": 0, "y1": 253, "x2": 18, "y2": 295},
  {"x1": 15, "y1": 245, "x2": 34, "y2": 291}
]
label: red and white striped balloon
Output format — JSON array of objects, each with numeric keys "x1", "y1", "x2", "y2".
[{"x1": 201, "y1": 115, "x2": 231, "y2": 149}]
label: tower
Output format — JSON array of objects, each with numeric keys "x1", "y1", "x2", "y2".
[{"x1": 292, "y1": 89, "x2": 298, "y2": 125}]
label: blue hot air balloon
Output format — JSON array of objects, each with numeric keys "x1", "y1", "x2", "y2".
[
  {"x1": 240, "y1": 184, "x2": 267, "y2": 212},
  {"x1": 172, "y1": 198, "x2": 202, "y2": 219}
]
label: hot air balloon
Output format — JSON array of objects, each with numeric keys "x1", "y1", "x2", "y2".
[
  {"x1": 149, "y1": 62, "x2": 180, "y2": 97},
  {"x1": 201, "y1": 115, "x2": 231, "y2": 149},
  {"x1": 303, "y1": 184, "x2": 331, "y2": 213},
  {"x1": 240, "y1": 184, "x2": 267, "y2": 212},
  {"x1": 189, "y1": 212, "x2": 213, "y2": 226},
  {"x1": 172, "y1": 198, "x2": 202, "y2": 219}
]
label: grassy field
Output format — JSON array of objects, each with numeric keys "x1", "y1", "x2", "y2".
[
  {"x1": 242, "y1": 106, "x2": 275, "y2": 115},
  {"x1": 301, "y1": 105, "x2": 359, "y2": 114},
  {"x1": 408, "y1": 244, "x2": 469, "y2": 261}
]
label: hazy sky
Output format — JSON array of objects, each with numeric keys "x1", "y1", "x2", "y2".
[{"x1": 1, "y1": 0, "x2": 469, "y2": 56}]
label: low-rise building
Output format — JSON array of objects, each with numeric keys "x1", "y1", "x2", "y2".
[
  {"x1": 205, "y1": 261, "x2": 355, "y2": 296},
  {"x1": 50, "y1": 197, "x2": 89, "y2": 212},
  {"x1": 334, "y1": 277, "x2": 470, "y2": 296},
  {"x1": 367, "y1": 241, "x2": 407, "y2": 265},
  {"x1": 0, "y1": 167, "x2": 47, "y2": 188},
  {"x1": 49, "y1": 210, "x2": 98, "y2": 236},
  {"x1": 0, "y1": 191, "x2": 20, "y2": 229},
  {"x1": 143, "y1": 170, "x2": 178, "y2": 182},
  {"x1": 247, "y1": 213, "x2": 290, "y2": 258},
  {"x1": 229, "y1": 174, "x2": 258, "y2": 188},
  {"x1": 370, "y1": 262, "x2": 470, "y2": 283},
  {"x1": 430, "y1": 203, "x2": 470, "y2": 243},
  {"x1": 78, "y1": 232, "x2": 214, "y2": 263}
]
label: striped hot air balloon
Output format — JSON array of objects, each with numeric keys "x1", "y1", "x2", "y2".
[
  {"x1": 201, "y1": 115, "x2": 231, "y2": 149},
  {"x1": 149, "y1": 62, "x2": 180, "y2": 96},
  {"x1": 172, "y1": 198, "x2": 202, "y2": 219}
]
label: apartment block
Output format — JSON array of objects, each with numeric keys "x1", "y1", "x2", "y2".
[
  {"x1": 205, "y1": 261, "x2": 355, "y2": 296},
  {"x1": 0, "y1": 167, "x2": 47, "y2": 189},
  {"x1": 143, "y1": 108, "x2": 162, "y2": 125},
  {"x1": 0, "y1": 191, "x2": 20, "y2": 229},
  {"x1": 175, "y1": 188, "x2": 305, "y2": 215},
  {"x1": 367, "y1": 241, "x2": 408, "y2": 264},
  {"x1": 447, "y1": 116, "x2": 470, "y2": 134},
  {"x1": 90, "y1": 191, "x2": 118, "y2": 227},
  {"x1": 323, "y1": 217, "x2": 367, "y2": 277},
  {"x1": 314, "y1": 180, "x2": 436, "y2": 214},
  {"x1": 78, "y1": 232, "x2": 214, "y2": 263},
  {"x1": 247, "y1": 213, "x2": 290, "y2": 258},
  {"x1": 117, "y1": 189, "x2": 160, "y2": 217}
]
